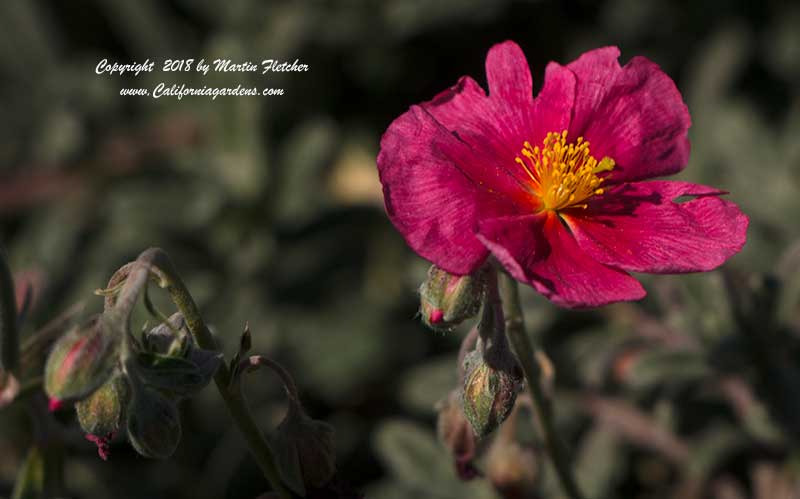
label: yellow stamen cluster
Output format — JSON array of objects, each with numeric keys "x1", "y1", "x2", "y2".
[{"x1": 514, "y1": 130, "x2": 615, "y2": 211}]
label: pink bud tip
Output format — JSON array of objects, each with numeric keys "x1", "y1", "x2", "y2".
[
  {"x1": 48, "y1": 398, "x2": 64, "y2": 412},
  {"x1": 85, "y1": 432, "x2": 114, "y2": 461},
  {"x1": 430, "y1": 309, "x2": 444, "y2": 324}
]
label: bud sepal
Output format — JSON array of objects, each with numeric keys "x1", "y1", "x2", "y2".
[
  {"x1": 125, "y1": 383, "x2": 182, "y2": 459},
  {"x1": 269, "y1": 405, "x2": 337, "y2": 495},
  {"x1": 461, "y1": 348, "x2": 522, "y2": 438},
  {"x1": 76, "y1": 372, "x2": 130, "y2": 438},
  {"x1": 44, "y1": 313, "x2": 123, "y2": 404},
  {"x1": 420, "y1": 265, "x2": 487, "y2": 331}
]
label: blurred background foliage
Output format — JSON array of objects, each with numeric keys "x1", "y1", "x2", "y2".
[{"x1": 0, "y1": 0, "x2": 799, "y2": 498}]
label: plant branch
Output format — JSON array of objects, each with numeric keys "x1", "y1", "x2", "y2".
[
  {"x1": 131, "y1": 248, "x2": 292, "y2": 499},
  {"x1": 497, "y1": 271, "x2": 585, "y2": 499}
]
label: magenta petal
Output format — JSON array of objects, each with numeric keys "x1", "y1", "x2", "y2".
[
  {"x1": 419, "y1": 42, "x2": 577, "y2": 203},
  {"x1": 378, "y1": 105, "x2": 520, "y2": 274},
  {"x1": 477, "y1": 212, "x2": 646, "y2": 308},
  {"x1": 423, "y1": 75, "x2": 494, "y2": 143},
  {"x1": 485, "y1": 41, "x2": 533, "y2": 106},
  {"x1": 565, "y1": 47, "x2": 622, "y2": 130},
  {"x1": 564, "y1": 181, "x2": 749, "y2": 273},
  {"x1": 567, "y1": 47, "x2": 691, "y2": 183},
  {"x1": 422, "y1": 79, "x2": 533, "y2": 196},
  {"x1": 528, "y1": 62, "x2": 576, "y2": 146}
]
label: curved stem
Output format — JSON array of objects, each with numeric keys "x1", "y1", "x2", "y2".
[
  {"x1": 246, "y1": 355, "x2": 301, "y2": 408},
  {"x1": 497, "y1": 271, "x2": 585, "y2": 499},
  {"x1": 27, "y1": 394, "x2": 65, "y2": 498},
  {"x1": 132, "y1": 248, "x2": 292, "y2": 499}
]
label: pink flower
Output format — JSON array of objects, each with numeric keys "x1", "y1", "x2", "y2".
[{"x1": 377, "y1": 41, "x2": 748, "y2": 308}]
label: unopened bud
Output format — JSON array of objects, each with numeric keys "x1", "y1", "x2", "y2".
[
  {"x1": 126, "y1": 385, "x2": 181, "y2": 459},
  {"x1": 270, "y1": 404, "x2": 337, "y2": 495},
  {"x1": 44, "y1": 313, "x2": 122, "y2": 403},
  {"x1": 436, "y1": 390, "x2": 479, "y2": 480},
  {"x1": 486, "y1": 437, "x2": 538, "y2": 498},
  {"x1": 420, "y1": 266, "x2": 486, "y2": 330},
  {"x1": 461, "y1": 349, "x2": 522, "y2": 438},
  {"x1": 76, "y1": 373, "x2": 129, "y2": 437}
]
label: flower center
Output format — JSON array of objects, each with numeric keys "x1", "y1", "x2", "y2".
[{"x1": 514, "y1": 130, "x2": 615, "y2": 211}]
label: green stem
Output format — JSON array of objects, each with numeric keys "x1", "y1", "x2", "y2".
[
  {"x1": 134, "y1": 248, "x2": 292, "y2": 499},
  {"x1": 497, "y1": 271, "x2": 585, "y2": 499},
  {"x1": 27, "y1": 394, "x2": 65, "y2": 498}
]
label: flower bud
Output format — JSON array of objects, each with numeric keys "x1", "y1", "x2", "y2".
[
  {"x1": 76, "y1": 373, "x2": 129, "y2": 438},
  {"x1": 461, "y1": 349, "x2": 522, "y2": 438},
  {"x1": 44, "y1": 313, "x2": 122, "y2": 404},
  {"x1": 419, "y1": 266, "x2": 486, "y2": 331},
  {"x1": 436, "y1": 390, "x2": 479, "y2": 480},
  {"x1": 126, "y1": 385, "x2": 182, "y2": 459},
  {"x1": 270, "y1": 404, "x2": 337, "y2": 495}
]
